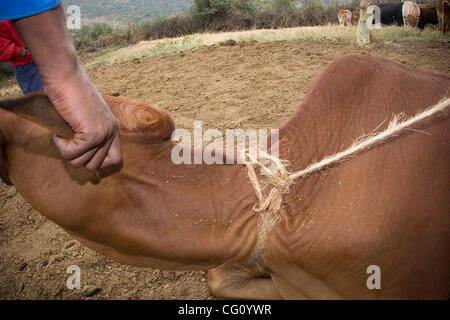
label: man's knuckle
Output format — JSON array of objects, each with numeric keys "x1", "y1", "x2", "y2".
[
  {"x1": 59, "y1": 148, "x2": 72, "y2": 160},
  {"x1": 111, "y1": 154, "x2": 122, "y2": 165},
  {"x1": 87, "y1": 128, "x2": 107, "y2": 144},
  {"x1": 111, "y1": 119, "x2": 119, "y2": 130}
]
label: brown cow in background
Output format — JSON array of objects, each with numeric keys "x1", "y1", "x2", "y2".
[
  {"x1": 437, "y1": 0, "x2": 450, "y2": 34},
  {"x1": 338, "y1": 9, "x2": 352, "y2": 26},
  {"x1": 418, "y1": 4, "x2": 438, "y2": 29}
]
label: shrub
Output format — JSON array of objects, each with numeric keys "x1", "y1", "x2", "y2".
[
  {"x1": 74, "y1": 22, "x2": 117, "y2": 40},
  {"x1": 192, "y1": 0, "x2": 232, "y2": 21}
]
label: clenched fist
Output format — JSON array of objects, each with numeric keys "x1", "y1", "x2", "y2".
[
  {"x1": 14, "y1": 4, "x2": 122, "y2": 171},
  {"x1": 46, "y1": 70, "x2": 121, "y2": 171}
]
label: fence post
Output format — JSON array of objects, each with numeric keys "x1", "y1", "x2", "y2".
[{"x1": 357, "y1": 0, "x2": 375, "y2": 46}]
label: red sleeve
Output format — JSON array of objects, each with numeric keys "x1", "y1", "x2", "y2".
[
  {"x1": 0, "y1": 21, "x2": 23, "y2": 63},
  {"x1": 0, "y1": 37, "x2": 22, "y2": 62}
]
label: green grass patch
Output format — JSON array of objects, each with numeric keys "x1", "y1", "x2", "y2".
[{"x1": 374, "y1": 26, "x2": 449, "y2": 42}]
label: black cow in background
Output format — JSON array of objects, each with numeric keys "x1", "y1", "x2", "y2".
[{"x1": 376, "y1": 2, "x2": 404, "y2": 26}]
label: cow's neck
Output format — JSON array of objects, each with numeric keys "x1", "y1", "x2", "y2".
[
  {"x1": 100, "y1": 140, "x2": 260, "y2": 269},
  {"x1": 278, "y1": 103, "x2": 344, "y2": 178},
  {"x1": 2, "y1": 118, "x2": 259, "y2": 270}
]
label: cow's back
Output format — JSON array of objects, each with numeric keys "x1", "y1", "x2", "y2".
[
  {"x1": 403, "y1": 1, "x2": 420, "y2": 18},
  {"x1": 377, "y1": 2, "x2": 404, "y2": 26},
  {"x1": 418, "y1": 4, "x2": 438, "y2": 28}
]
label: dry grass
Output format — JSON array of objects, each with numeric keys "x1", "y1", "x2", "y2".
[
  {"x1": 87, "y1": 25, "x2": 449, "y2": 66},
  {"x1": 0, "y1": 85, "x2": 21, "y2": 98}
]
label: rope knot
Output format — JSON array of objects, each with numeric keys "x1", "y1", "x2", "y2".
[
  {"x1": 243, "y1": 149, "x2": 293, "y2": 215},
  {"x1": 243, "y1": 149, "x2": 294, "y2": 264}
]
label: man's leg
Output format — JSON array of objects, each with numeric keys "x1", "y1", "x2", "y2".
[
  {"x1": 26, "y1": 61, "x2": 44, "y2": 93},
  {"x1": 12, "y1": 62, "x2": 44, "y2": 94},
  {"x1": 12, "y1": 64, "x2": 29, "y2": 94}
]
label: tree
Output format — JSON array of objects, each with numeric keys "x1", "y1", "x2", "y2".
[
  {"x1": 356, "y1": 0, "x2": 374, "y2": 46},
  {"x1": 192, "y1": 0, "x2": 255, "y2": 20}
]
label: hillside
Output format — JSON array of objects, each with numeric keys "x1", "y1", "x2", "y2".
[
  {"x1": 63, "y1": 0, "x2": 193, "y2": 22},
  {"x1": 64, "y1": 0, "x2": 359, "y2": 22}
]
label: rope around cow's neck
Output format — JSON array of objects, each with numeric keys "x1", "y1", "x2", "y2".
[{"x1": 243, "y1": 98, "x2": 450, "y2": 264}]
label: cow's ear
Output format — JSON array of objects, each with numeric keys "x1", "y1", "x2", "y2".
[
  {"x1": 0, "y1": 92, "x2": 73, "y2": 139},
  {"x1": 102, "y1": 95, "x2": 175, "y2": 144}
]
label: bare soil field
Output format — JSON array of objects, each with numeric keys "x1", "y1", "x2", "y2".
[{"x1": 1, "y1": 37, "x2": 449, "y2": 299}]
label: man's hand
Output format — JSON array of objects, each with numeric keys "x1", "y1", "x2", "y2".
[
  {"x1": 19, "y1": 46, "x2": 27, "y2": 59},
  {"x1": 14, "y1": 4, "x2": 122, "y2": 171},
  {"x1": 46, "y1": 71, "x2": 121, "y2": 171}
]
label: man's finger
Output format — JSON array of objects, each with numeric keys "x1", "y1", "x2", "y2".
[
  {"x1": 69, "y1": 147, "x2": 99, "y2": 168},
  {"x1": 100, "y1": 134, "x2": 122, "y2": 169},
  {"x1": 84, "y1": 135, "x2": 115, "y2": 172},
  {"x1": 53, "y1": 134, "x2": 98, "y2": 161}
]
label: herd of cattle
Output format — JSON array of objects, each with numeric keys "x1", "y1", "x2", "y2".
[{"x1": 338, "y1": 0, "x2": 449, "y2": 34}]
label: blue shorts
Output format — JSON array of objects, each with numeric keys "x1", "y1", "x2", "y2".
[{"x1": 12, "y1": 61, "x2": 44, "y2": 94}]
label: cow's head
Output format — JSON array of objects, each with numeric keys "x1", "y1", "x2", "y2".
[
  {"x1": 404, "y1": 15, "x2": 419, "y2": 28},
  {"x1": 0, "y1": 92, "x2": 175, "y2": 184}
]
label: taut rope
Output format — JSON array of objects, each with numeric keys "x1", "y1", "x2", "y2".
[{"x1": 244, "y1": 98, "x2": 450, "y2": 263}]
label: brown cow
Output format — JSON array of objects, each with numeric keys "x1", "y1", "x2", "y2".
[
  {"x1": 437, "y1": 0, "x2": 450, "y2": 34},
  {"x1": 338, "y1": 9, "x2": 352, "y2": 26},
  {"x1": 352, "y1": 10, "x2": 360, "y2": 26},
  {"x1": 418, "y1": 4, "x2": 438, "y2": 29},
  {"x1": 0, "y1": 54, "x2": 449, "y2": 299}
]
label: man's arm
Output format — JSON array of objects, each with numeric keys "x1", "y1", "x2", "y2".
[{"x1": 13, "y1": 4, "x2": 121, "y2": 171}]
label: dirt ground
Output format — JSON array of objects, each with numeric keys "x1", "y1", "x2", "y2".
[{"x1": 0, "y1": 38, "x2": 449, "y2": 300}]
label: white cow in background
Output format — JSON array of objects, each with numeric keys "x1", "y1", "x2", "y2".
[{"x1": 403, "y1": 1, "x2": 421, "y2": 27}]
